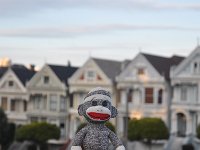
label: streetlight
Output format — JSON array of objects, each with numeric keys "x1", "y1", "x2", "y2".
[{"x1": 124, "y1": 88, "x2": 132, "y2": 149}]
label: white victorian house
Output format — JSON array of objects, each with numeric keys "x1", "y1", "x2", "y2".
[
  {"x1": 116, "y1": 53, "x2": 184, "y2": 137},
  {"x1": 165, "y1": 46, "x2": 200, "y2": 149},
  {"x1": 68, "y1": 57, "x2": 122, "y2": 138},
  {"x1": 0, "y1": 64, "x2": 35, "y2": 125},
  {"x1": 26, "y1": 64, "x2": 78, "y2": 139}
]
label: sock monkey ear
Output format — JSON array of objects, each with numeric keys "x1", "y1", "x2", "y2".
[
  {"x1": 111, "y1": 106, "x2": 118, "y2": 118},
  {"x1": 78, "y1": 104, "x2": 84, "y2": 116}
]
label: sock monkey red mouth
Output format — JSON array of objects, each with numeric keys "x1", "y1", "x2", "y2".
[{"x1": 87, "y1": 112, "x2": 110, "y2": 120}]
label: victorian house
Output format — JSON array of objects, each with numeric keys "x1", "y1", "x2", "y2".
[
  {"x1": 0, "y1": 64, "x2": 35, "y2": 125},
  {"x1": 26, "y1": 64, "x2": 78, "y2": 139},
  {"x1": 68, "y1": 57, "x2": 122, "y2": 138},
  {"x1": 116, "y1": 53, "x2": 184, "y2": 137},
  {"x1": 165, "y1": 46, "x2": 200, "y2": 149}
]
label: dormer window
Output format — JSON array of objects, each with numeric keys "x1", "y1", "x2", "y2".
[
  {"x1": 8, "y1": 80, "x2": 14, "y2": 87},
  {"x1": 87, "y1": 70, "x2": 95, "y2": 81},
  {"x1": 137, "y1": 68, "x2": 145, "y2": 75},
  {"x1": 44, "y1": 76, "x2": 49, "y2": 84}
]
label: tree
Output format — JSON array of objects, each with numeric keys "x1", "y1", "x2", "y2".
[
  {"x1": 196, "y1": 124, "x2": 200, "y2": 139},
  {"x1": 0, "y1": 108, "x2": 16, "y2": 150},
  {"x1": 76, "y1": 122, "x2": 116, "y2": 133},
  {"x1": 15, "y1": 122, "x2": 60, "y2": 150},
  {"x1": 128, "y1": 118, "x2": 169, "y2": 150}
]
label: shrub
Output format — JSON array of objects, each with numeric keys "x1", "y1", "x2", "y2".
[
  {"x1": 128, "y1": 119, "x2": 141, "y2": 141},
  {"x1": 15, "y1": 122, "x2": 60, "y2": 143},
  {"x1": 128, "y1": 118, "x2": 169, "y2": 142}
]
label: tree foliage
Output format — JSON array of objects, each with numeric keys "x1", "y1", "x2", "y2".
[
  {"x1": 0, "y1": 108, "x2": 16, "y2": 150},
  {"x1": 128, "y1": 118, "x2": 169, "y2": 143},
  {"x1": 15, "y1": 122, "x2": 60, "y2": 144}
]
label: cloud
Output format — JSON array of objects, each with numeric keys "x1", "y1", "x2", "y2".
[
  {"x1": 0, "y1": 0, "x2": 200, "y2": 17},
  {"x1": 0, "y1": 24, "x2": 200, "y2": 38}
]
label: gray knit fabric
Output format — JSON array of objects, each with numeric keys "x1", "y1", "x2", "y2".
[{"x1": 72, "y1": 123, "x2": 122, "y2": 150}]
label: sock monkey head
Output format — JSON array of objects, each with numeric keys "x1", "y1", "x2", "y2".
[{"x1": 78, "y1": 87, "x2": 118, "y2": 123}]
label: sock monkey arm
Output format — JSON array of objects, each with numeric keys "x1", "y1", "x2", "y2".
[
  {"x1": 109, "y1": 130, "x2": 125, "y2": 150},
  {"x1": 71, "y1": 126, "x2": 88, "y2": 149}
]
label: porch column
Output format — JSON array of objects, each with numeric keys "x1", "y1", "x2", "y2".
[{"x1": 171, "y1": 111, "x2": 177, "y2": 135}]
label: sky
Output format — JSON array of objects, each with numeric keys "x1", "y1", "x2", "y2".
[{"x1": 1, "y1": 0, "x2": 200, "y2": 67}]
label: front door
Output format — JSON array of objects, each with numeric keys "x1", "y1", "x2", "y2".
[{"x1": 177, "y1": 113, "x2": 186, "y2": 137}]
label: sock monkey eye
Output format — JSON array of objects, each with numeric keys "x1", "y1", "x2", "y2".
[
  {"x1": 92, "y1": 100, "x2": 97, "y2": 106},
  {"x1": 102, "y1": 101, "x2": 107, "y2": 107}
]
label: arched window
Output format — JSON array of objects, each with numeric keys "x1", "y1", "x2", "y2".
[{"x1": 158, "y1": 89, "x2": 163, "y2": 104}]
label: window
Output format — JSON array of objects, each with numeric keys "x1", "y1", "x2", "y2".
[
  {"x1": 1, "y1": 97, "x2": 7, "y2": 110},
  {"x1": 138, "y1": 68, "x2": 144, "y2": 75},
  {"x1": 194, "y1": 62, "x2": 198, "y2": 73},
  {"x1": 87, "y1": 70, "x2": 95, "y2": 80},
  {"x1": 44, "y1": 76, "x2": 49, "y2": 84},
  {"x1": 41, "y1": 117, "x2": 47, "y2": 122},
  {"x1": 50, "y1": 95, "x2": 57, "y2": 111},
  {"x1": 158, "y1": 89, "x2": 163, "y2": 104},
  {"x1": 145, "y1": 88, "x2": 153, "y2": 104},
  {"x1": 181, "y1": 86, "x2": 187, "y2": 101},
  {"x1": 30, "y1": 117, "x2": 38, "y2": 123},
  {"x1": 8, "y1": 80, "x2": 14, "y2": 87},
  {"x1": 33, "y1": 95, "x2": 42, "y2": 110},
  {"x1": 11, "y1": 100, "x2": 16, "y2": 111},
  {"x1": 24, "y1": 101, "x2": 27, "y2": 111},
  {"x1": 127, "y1": 89, "x2": 133, "y2": 102},
  {"x1": 60, "y1": 96, "x2": 66, "y2": 112}
]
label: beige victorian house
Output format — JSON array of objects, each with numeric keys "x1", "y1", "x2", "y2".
[
  {"x1": 0, "y1": 64, "x2": 35, "y2": 125},
  {"x1": 26, "y1": 63, "x2": 78, "y2": 139},
  {"x1": 116, "y1": 53, "x2": 184, "y2": 138}
]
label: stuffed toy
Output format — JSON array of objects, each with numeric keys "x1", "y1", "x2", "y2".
[{"x1": 71, "y1": 87, "x2": 125, "y2": 150}]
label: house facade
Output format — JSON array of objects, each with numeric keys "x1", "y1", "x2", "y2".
[
  {"x1": 26, "y1": 64, "x2": 77, "y2": 139},
  {"x1": 116, "y1": 53, "x2": 184, "y2": 137},
  {"x1": 170, "y1": 46, "x2": 200, "y2": 137},
  {"x1": 0, "y1": 64, "x2": 35, "y2": 125},
  {"x1": 68, "y1": 57, "x2": 122, "y2": 138}
]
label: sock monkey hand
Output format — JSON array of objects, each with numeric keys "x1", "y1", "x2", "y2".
[{"x1": 116, "y1": 145, "x2": 125, "y2": 150}]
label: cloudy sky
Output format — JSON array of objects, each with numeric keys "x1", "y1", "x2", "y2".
[{"x1": 1, "y1": 0, "x2": 200, "y2": 67}]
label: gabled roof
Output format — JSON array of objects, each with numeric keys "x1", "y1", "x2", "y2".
[
  {"x1": 142, "y1": 53, "x2": 185, "y2": 80},
  {"x1": 93, "y1": 58, "x2": 122, "y2": 81},
  {"x1": 48, "y1": 64, "x2": 78, "y2": 86},
  {"x1": 11, "y1": 64, "x2": 36, "y2": 85},
  {"x1": 0, "y1": 67, "x2": 8, "y2": 78},
  {"x1": 0, "y1": 64, "x2": 36, "y2": 85}
]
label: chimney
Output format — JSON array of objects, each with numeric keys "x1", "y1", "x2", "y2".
[
  {"x1": 67, "y1": 61, "x2": 71, "y2": 67},
  {"x1": 29, "y1": 64, "x2": 35, "y2": 71}
]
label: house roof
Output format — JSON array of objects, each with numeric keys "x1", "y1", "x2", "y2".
[
  {"x1": 48, "y1": 64, "x2": 78, "y2": 86},
  {"x1": 93, "y1": 58, "x2": 122, "y2": 81},
  {"x1": 11, "y1": 64, "x2": 36, "y2": 86},
  {"x1": 0, "y1": 67, "x2": 8, "y2": 78},
  {"x1": 0, "y1": 64, "x2": 36, "y2": 85},
  {"x1": 142, "y1": 53, "x2": 185, "y2": 80}
]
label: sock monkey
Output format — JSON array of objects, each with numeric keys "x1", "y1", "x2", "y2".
[{"x1": 71, "y1": 87, "x2": 125, "y2": 150}]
